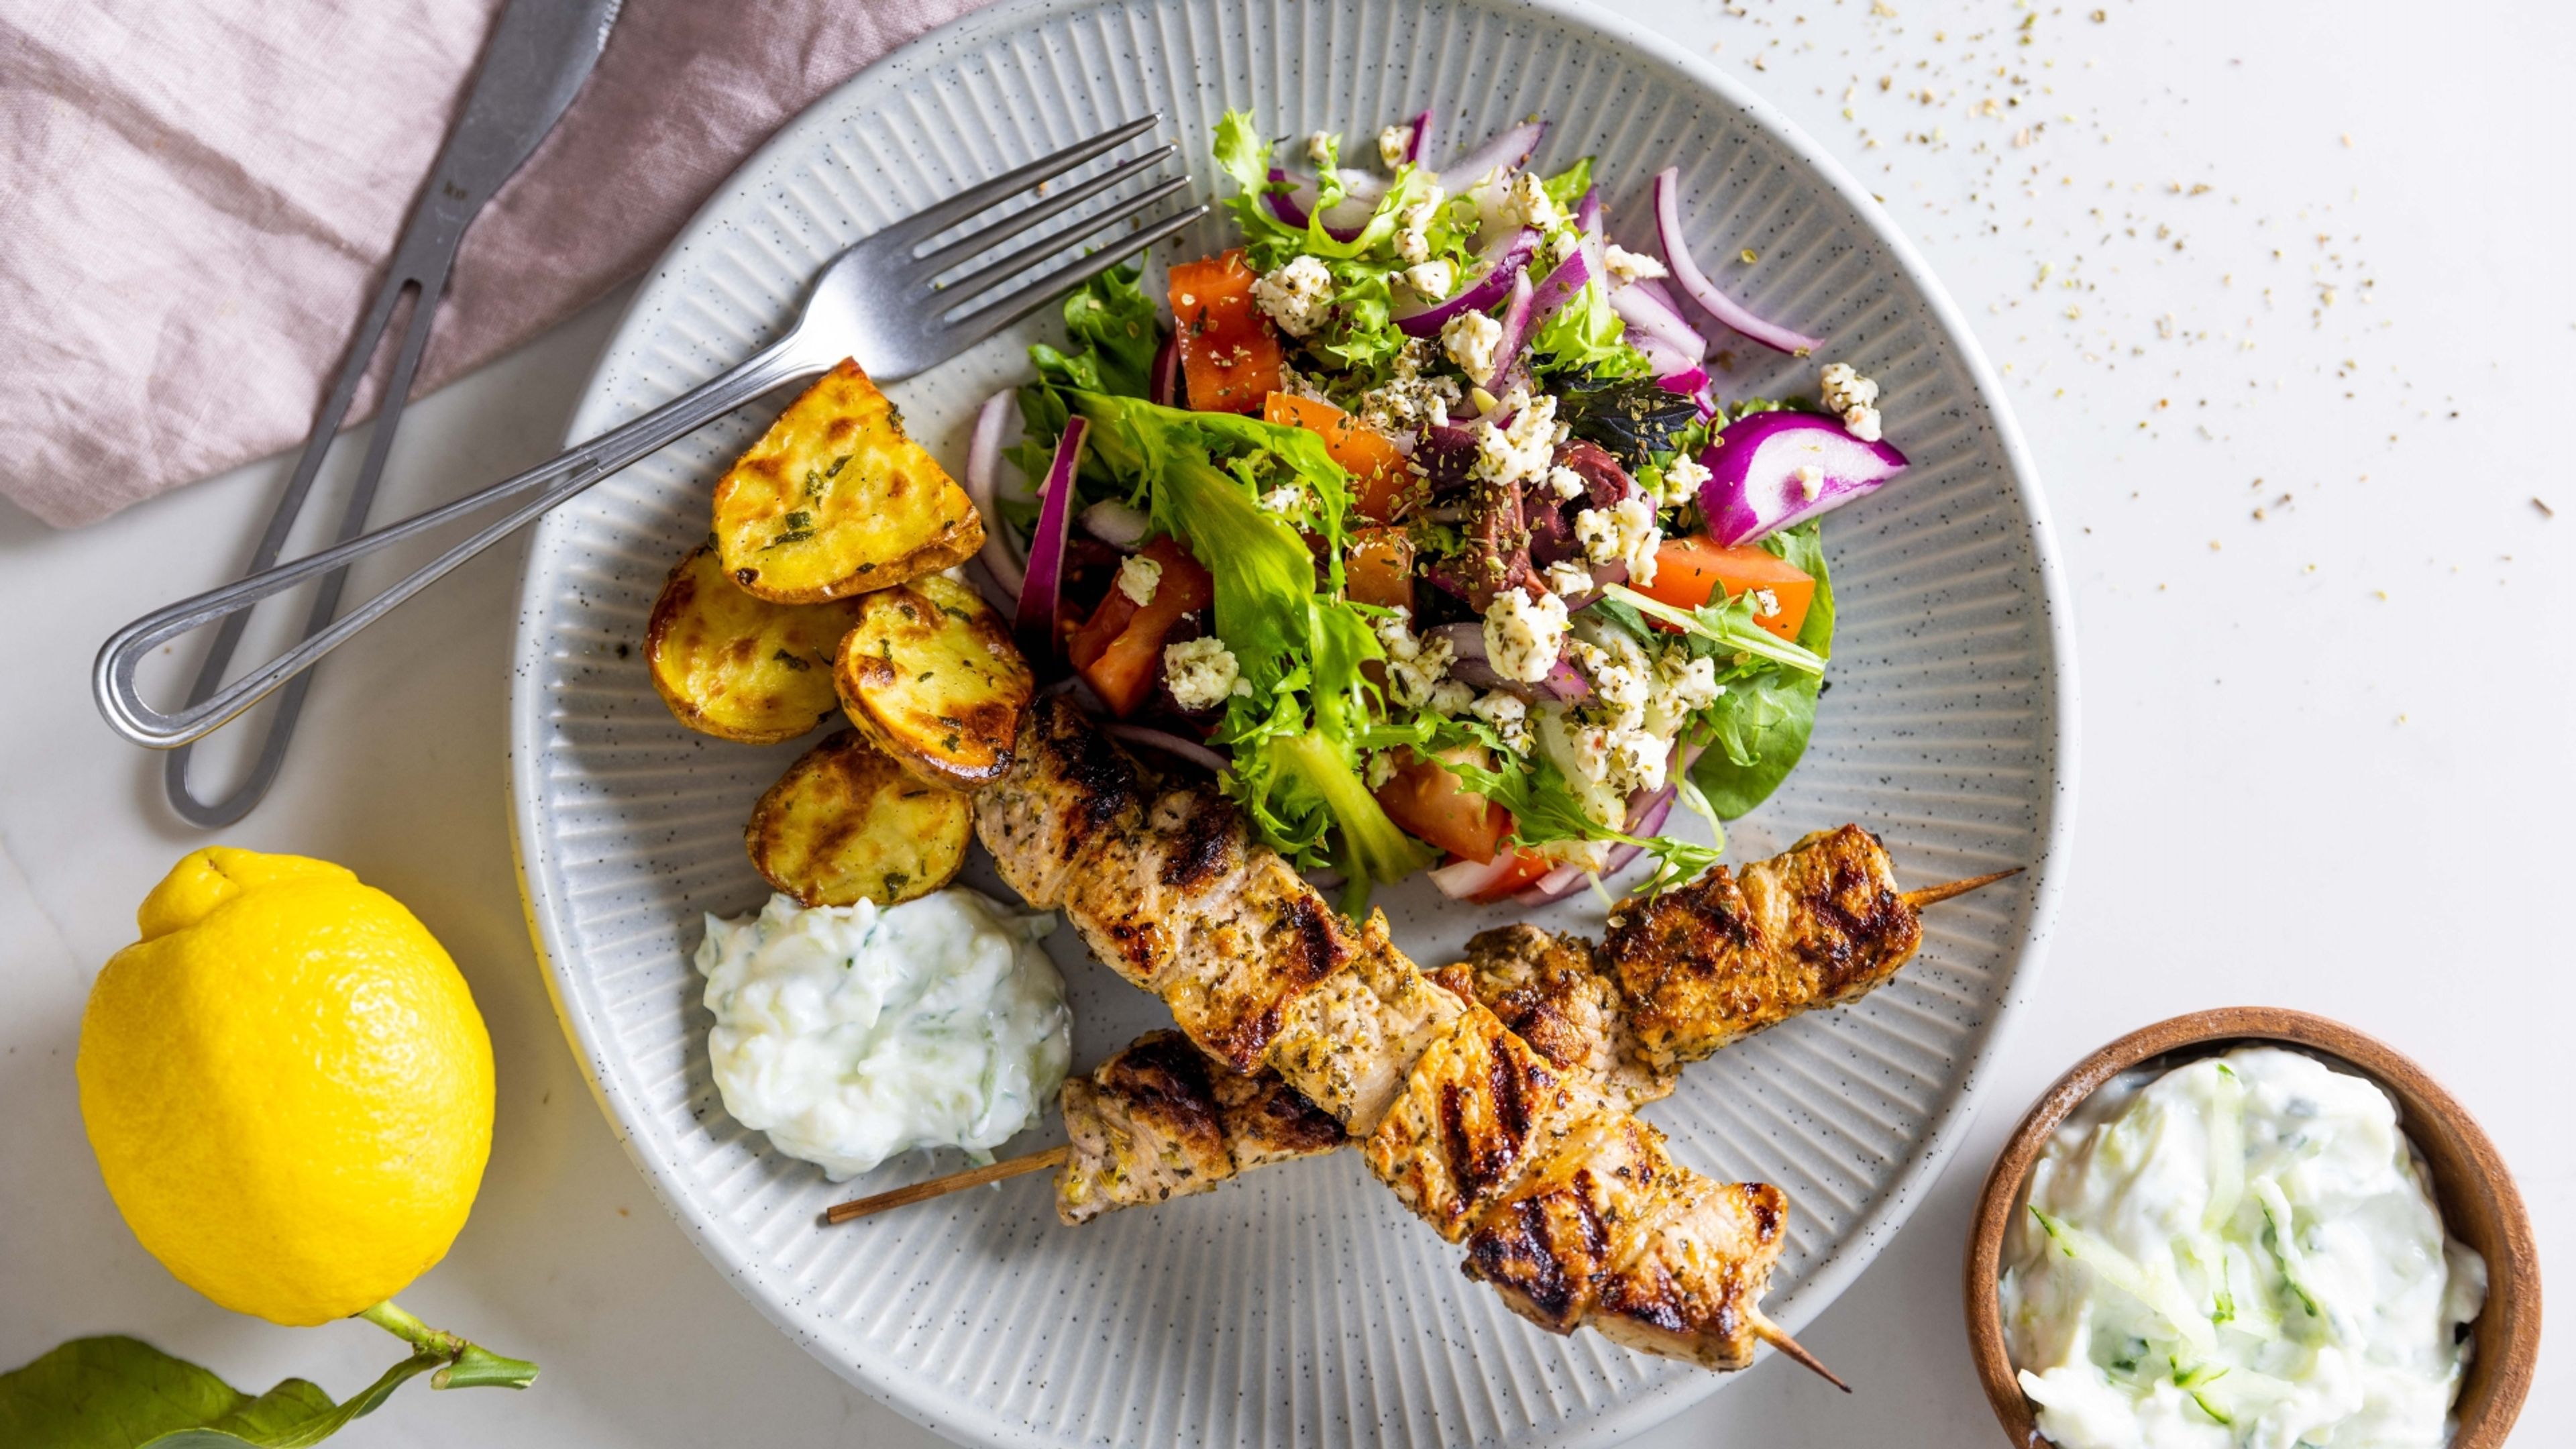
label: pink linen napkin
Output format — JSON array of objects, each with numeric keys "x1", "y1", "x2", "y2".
[{"x1": 0, "y1": 0, "x2": 989, "y2": 529}]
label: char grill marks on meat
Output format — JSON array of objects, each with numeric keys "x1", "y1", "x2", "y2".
[
  {"x1": 975, "y1": 699, "x2": 1788, "y2": 1369},
  {"x1": 1601, "y1": 824, "x2": 1921, "y2": 1074},
  {"x1": 1057, "y1": 1030, "x2": 1344, "y2": 1225}
]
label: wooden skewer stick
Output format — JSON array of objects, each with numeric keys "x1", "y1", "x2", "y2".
[
  {"x1": 822, "y1": 871, "x2": 2028, "y2": 1228},
  {"x1": 1750, "y1": 1313, "x2": 1851, "y2": 1392},
  {"x1": 824, "y1": 1145, "x2": 1069, "y2": 1224},
  {"x1": 1901, "y1": 866, "x2": 2023, "y2": 910}
]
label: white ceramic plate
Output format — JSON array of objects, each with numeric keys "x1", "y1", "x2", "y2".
[{"x1": 507, "y1": 0, "x2": 2078, "y2": 1442}]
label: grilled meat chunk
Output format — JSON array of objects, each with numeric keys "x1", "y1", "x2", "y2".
[
  {"x1": 1454, "y1": 925, "x2": 1675, "y2": 1106},
  {"x1": 1269, "y1": 911, "x2": 1466, "y2": 1134},
  {"x1": 975, "y1": 695, "x2": 1147, "y2": 910},
  {"x1": 1057, "y1": 1031, "x2": 1345, "y2": 1225},
  {"x1": 1585, "y1": 1179, "x2": 1788, "y2": 1371},
  {"x1": 1602, "y1": 824, "x2": 1920, "y2": 1073},
  {"x1": 1363, "y1": 1003, "x2": 1585, "y2": 1242},
  {"x1": 1460, "y1": 1106, "x2": 1683, "y2": 1332},
  {"x1": 1061, "y1": 788, "x2": 1354, "y2": 1071}
]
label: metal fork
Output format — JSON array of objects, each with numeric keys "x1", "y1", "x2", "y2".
[{"x1": 95, "y1": 113, "x2": 1205, "y2": 755}]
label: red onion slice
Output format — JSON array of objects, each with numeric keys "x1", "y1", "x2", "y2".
[
  {"x1": 1429, "y1": 851, "x2": 1524, "y2": 900},
  {"x1": 1606, "y1": 277, "x2": 1708, "y2": 364},
  {"x1": 1441, "y1": 119, "x2": 1548, "y2": 184},
  {"x1": 963, "y1": 390, "x2": 1026, "y2": 600},
  {"x1": 1403, "y1": 109, "x2": 1436, "y2": 164},
  {"x1": 1148, "y1": 331, "x2": 1179, "y2": 407},
  {"x1": 1104, "y1": 724, "x2": 1231, "y2": 773},
  {"x1": 1392, "y1": 226, "x2": 1538, "y2": 337},
  {"x1": 1264, "y1": 166, "x2": 1387, "y2": 240},
  {"x1": 1697, "y1": 409, "x2": 1909, "y2": 546},
  {"x1": 1482, "y1": 268, "x2": 1538, "y2": 390},
  {"x1": 1651, "y1": 167, "x2": 1823, "y2": 356},
  {"x1": 1013, "y1": 415, "x2": 1088, "y2": 660}
]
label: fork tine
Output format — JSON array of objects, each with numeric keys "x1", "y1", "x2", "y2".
[
  {"x1": 934, "y1": 203, "x2": 1210, "y2": 354},
  {"x1": 934, "y1": 175, "x2": 1192, "y2": 309},
  {"x1": 879, "y1": 114, "x2": 1162, "y2": 249},
  {"x1": 912, "y1": 145, "x2": 1178, "y2": 276}
]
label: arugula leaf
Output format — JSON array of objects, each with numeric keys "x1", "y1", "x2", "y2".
[{"x1": 1690, "y1": 520, "x2": 1838, "y2": 818}]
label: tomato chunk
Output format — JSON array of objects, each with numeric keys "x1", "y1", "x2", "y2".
[
  {"x1": 1071, "y1": 537, "x2": 1217, "y2": 716},
  {"x1": 1635, "y1": 535, "x2": 1815, "y2": 642},
  {"x1": 1261, "y1": 392, "x2": 1411, "y2": 522},
  {"x1": 1374, "y1": 745, "x2": 1511, "y2": 863},
  {"x1": 1169, "y1": 252, "x2": 1282, "y2": 413},
  {"x1": 1466, "y1": 849, "x2": 1556, "y2": 905},
  {"x1": 1344, "y1": 526, "x2": 1415, "y2": 612}
]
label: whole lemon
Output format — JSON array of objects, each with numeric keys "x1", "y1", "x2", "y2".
[{"x1": 78, "y1": 848, "x2": 495, "y2": 1327}]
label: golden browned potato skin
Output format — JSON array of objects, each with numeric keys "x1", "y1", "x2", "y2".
[
  {"x1": 713, "y1": 359, "x2": 984, "y2": 604},
  {"x1": 1603, "y1": 824, "x2": 1921, "y2": 1073},
  {"x1": 645, "y1": 543, "x2": 864, "y2": 744},
  {"x1": 833, "y1": 573, "x2": 1034, "y2": 790},
  {"x1": 743, "y1": 729, "x2": 970, "y2": 908}
]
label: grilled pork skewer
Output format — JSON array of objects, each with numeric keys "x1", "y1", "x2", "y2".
[
  {"x1": 829, "y1": 840, "x2": 2015, "y2": 1228},
  {"x1": 955, "y1": 700, "x2": 1808, "y2": 1373}
]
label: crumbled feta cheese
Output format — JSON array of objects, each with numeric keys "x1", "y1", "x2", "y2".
[
  {"x1": 1373, "y1": 608, "x2": 1461, "y2": 710},
  {"x1": 1115, "y1": 554, "x2": 1162, "y2": 606},
  {"x1": 1501, "y1": 170, "x2": 1566, "y2": 231},
  {"x1": 1306, "y1": 131, "x2": 1336, "y2": 166},
  {"x1": 1539, "y1": 227, "x2": 1581, "y2": 271},
  {"x1": 1364, "y1": 749, "x2": 1399, "y2": 790},
  {"x1": 1746, "y1": 587, "x2": 1780, "y2": 619},
  {"x1": 1395, "y1": 189, "x2": 1444, "y2": 264},
  {"x1": 1574, "y1": 495, "x2": 1662, "y2": 586},
  {"x1": 1794, "y1": 464, "x2": 1823, "y2": 502},
  {"x1": 1472, "y1": 390, "x2": 1564, "y2": 489},
  {"x1": 1401, "y1": 260, "x2": 1455, "y2": 299},
  {"x1": 1377, "y1": 124, "x2": 1412, "y2": 170},
  {"x1": 1657, "y1": 646, "x2": 1721, "y2": 713},
  {"x1": 1355, "y1": 345, "x2": 1459, "y2": 437},
  {"x1": 1163, "y1": 637, "x2": 1245, "y2": 710},
  {"x1": 1569, "y1": 635, "x2": 1652, "y2": 730},
  {"x1": 1656, "y1": 451, "x2": 1712, "y2": 508},
  {"x1": 1818, "y1": 361, "x2": 1885, "y2": 443},
  {"x1": 1543, "y1": 560, "x2": 1596, "y2": 598},
  {"x1": 1428, "y1": 678, "x2": 1477, "y2": 716},
  {"x1": 1546, "y1": 465, "x2": 1588, "y2": 501},
  {"x1": 1603, "y1": 243, "x2": 1668, "y2": 286},
  {"x1": 1273, "y1": 360, "x2": 1334, "y2": 405},
  {"x1": 1260, "y1": 486, "x2": 1304, "y2": 516},
  {"x1": 1441, "y1": 310, "x2": 1503, "y2": 382},
  {"x1": 1252, "y1": 255, "x2": 1334, "y2": 338},
  {"x1": 1468, "y1": 690, "x2": 1533, "y2": 751},
  {"x1": 1483, "y1": 590, "x2": 1569, "y2": 683}
]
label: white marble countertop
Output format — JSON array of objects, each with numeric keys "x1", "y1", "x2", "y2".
[{"x1": 4, "y1": 1, "x2": 2565, "y2": 1444}]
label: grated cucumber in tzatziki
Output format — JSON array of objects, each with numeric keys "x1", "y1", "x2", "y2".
[
  {"x1": 693, "y1": 888, "x2": 1070, "y2": 1181},
  {"x1": 2000, "y1": 1046, "x2": 2485, "y2": 1449}
]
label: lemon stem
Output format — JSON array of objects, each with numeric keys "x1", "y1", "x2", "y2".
[{"x1": 358, "y1": 1299, "x2": 541, "y2": 1390}]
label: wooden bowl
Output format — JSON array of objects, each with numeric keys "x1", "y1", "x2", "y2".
[{"x1": 1962, "y1": 1007, "x2": 2541, "y2": 1449}]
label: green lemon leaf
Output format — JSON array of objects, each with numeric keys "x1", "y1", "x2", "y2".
[{"x1": 0, "y1": 1332, "x2": 503, "y2": 1449}]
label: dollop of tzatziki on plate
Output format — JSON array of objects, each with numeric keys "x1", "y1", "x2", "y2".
[
  {"x1": 694, "y1": 888, "x2": 1069, "y2": 1181},
  {"x1": 2000, "y1": 1046, "x2": 2486, "y2": 1449}
]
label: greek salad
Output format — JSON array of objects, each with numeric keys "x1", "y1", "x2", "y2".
[{"x1": 965, "y1": 109, "x2": 1911, "y2": 910}]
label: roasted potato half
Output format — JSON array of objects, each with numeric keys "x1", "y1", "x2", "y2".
[
  {"x1": 646, "y1": 543, "x2": 864, "y2": 743},
  {"x1": 833, "y1": 573, "x2": 1034, "y2": 790},
  {"x1": 713, "y1": 358, "x2": 985, "y2": 604},
  {"x1": 745, "y1": 729, "x2": 971, "y2": 908}
]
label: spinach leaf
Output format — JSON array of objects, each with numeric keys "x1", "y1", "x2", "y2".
[{"x1": 1690, "y1": 519, "x2": 1837, "y2": 818}]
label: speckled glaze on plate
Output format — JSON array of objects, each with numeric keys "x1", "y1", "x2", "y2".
[{"x1": 505, "y1": 0, "x2": 2079, "y2": 1442}]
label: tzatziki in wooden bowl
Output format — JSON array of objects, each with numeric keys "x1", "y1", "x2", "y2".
[{"x1": 1963, "y1": 1008, "x2": 2540, "y2": 1449}]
